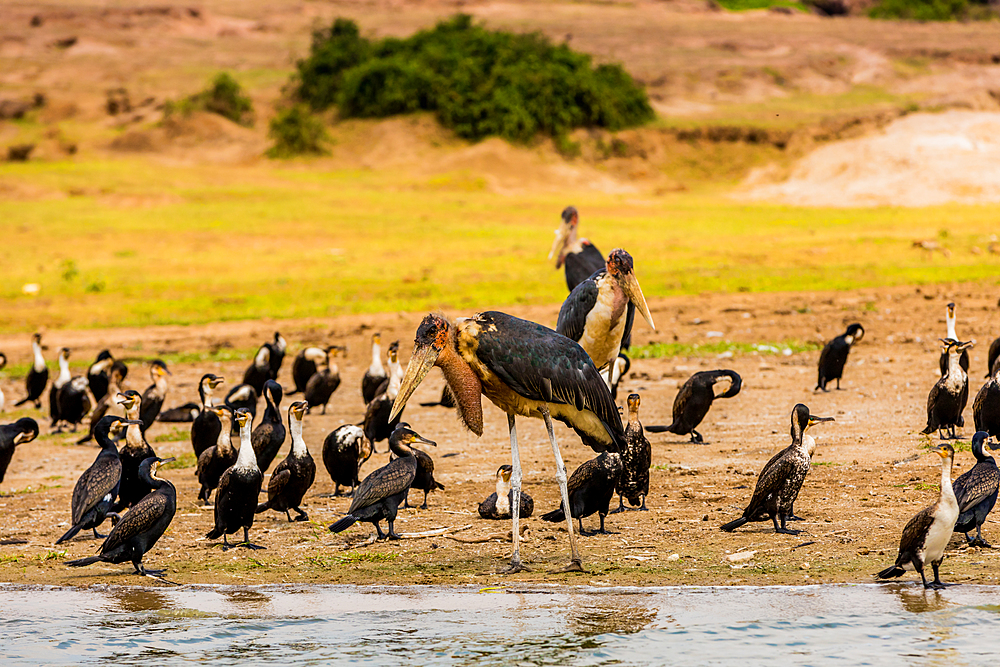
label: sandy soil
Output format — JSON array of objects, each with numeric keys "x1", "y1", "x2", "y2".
[{"x1": 2, "y1": 282, "x2": 1000, "y2": 588}]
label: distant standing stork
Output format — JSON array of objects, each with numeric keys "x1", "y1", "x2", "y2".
[
  {"x1": 549, "y1": 206, "x2": 605, "y2": 292},
  {"x1": 556, "y1": 249, "x2": 654, "y2": 386},
  {"x1": 390, "y1": 311, "x2": 624, "y2": 573}
]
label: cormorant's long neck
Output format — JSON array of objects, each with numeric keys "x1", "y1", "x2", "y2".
[
  {"x1": 438, "y1": 337, "x2": 484, "y2": 436},
  {"x1": 216, "y1": 419, "x2": 233, "y2": 455},
  {"x1": 56, "y1": 355, "x2": 70, "y2": 385},
  {"x1": 123, "y1": 402, "x2": 144, "y2": 449},
  {"x1": 628, "y1": 408, "x2": 640, "y2": 431},
  {"x1": 263, "y1": 393, "x2": 278, "y2": 423},
  {"x1": 32, "y1": 341, "x2": 45, "y2": 372},
  {"x1": 290, "y1": 416, "x2": 306, "y2": 457},
  {"x1": 945, "y1": 349, "x2": 966, "y2": 380},
  {"x1": 940, "y1": 455, "x2": 957, "y2": 507},
  {"x1": 200, "y1": 382, "x2": 214, "y2": 410},
  {"x1": 370, "y1": 343, "x2": 383, "y2": 373},
  {"x1": 234, "y1": 423, "x2": 258, "y2": 470},
  {"x1": 389, "y1": 439, "x2": 414, "y2": 459},
  {"x1": 495, "y1": 475, "x2": 511, "y2": 514},
  {"x1": 946, "y1": 311, "x2": 957, "y2": 340},
  {"x1": 153, "y1": 373, "x2": 168, "y2": 397}
]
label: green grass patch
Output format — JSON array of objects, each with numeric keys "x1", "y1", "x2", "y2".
[
  {"x1": 2, "y1": 483, "x2": 61, "y2": 496},
  {"x1": 716, "y1": 0, "x2": 807, "y2": 10},
  {"x1": 164, "y1": 72, "x2": 254, "y2": 127},
  {"x1": 161, "y1": 452, "x2": 197, "y2": 470},
  {"x1": 151, "y1": 428, "x2": 191, "y2": 444},
  {"x1": 869, "y1": 0, "x2": 997, "y2": 20},
  {"x1": 632, "y1": 340, "x2": 822, "y2": 360}
]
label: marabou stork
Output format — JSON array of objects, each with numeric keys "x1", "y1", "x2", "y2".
[
  {"x1": 556, "y1": 249, "x2": 654, "y2": 386},
  {"x1": 549, "y1": 206, "x2": 605, "y2": 293},
  {"x1": 390, "y1": 311, "x2": 624, "y2": 573}
]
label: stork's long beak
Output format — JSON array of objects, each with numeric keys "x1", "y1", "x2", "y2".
[
  {"x1": 623, "y1": 271, "x2": 655, "y2": 331},
  {"x1": 390, "y1": 344, "x2": 441, "y2": 423},
  {"x1": 549, "y1": 224, "x2": 570, "y2": 267}
]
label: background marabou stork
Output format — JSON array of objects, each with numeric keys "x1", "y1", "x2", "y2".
[
  {"x1": 390, "y1": 311, "x2": 624, "y2": 573},
  {"x1": 549, "y1": 206, "x2": 605, "y2": 292}
]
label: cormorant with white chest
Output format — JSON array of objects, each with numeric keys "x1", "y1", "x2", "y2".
[
  {"x1": 322, "y1": 424, "x2": 372, "y2": 496},
  {"x1": 479, "y1": 465, "x2": 534, "y2": 520},
  {"x1": 49, "y1": 347, "x2": 71, "y2": 430},
  {"x1": 196, "y1": 406, "x2": 238, "y2": 504},
  {"x1": 646, "y1": 370, "x2": 742, "y2": 443},
  {"x1": 112, "y1": 391, "x2": 157, "y2": 511},
  {"x1": 256, "y1": 401, "x2": 315, "y2": 521},
  {"x1": 265, "y1": 332, "x2": 286, "y2": 381},
  {"x1": 922, "y1": 338, "x2": 974, "y2": 440},
  {"x1": 57, "y1": 370, "x2": 95, "y2": 433},
  {"x1": 15, "y1": 333, "x2": 48, "y2": 409},
  {"x1": 191, "y1": 374, "x2": 225, "y2": 457},
  {"x1": 549, "y1": 206, "x2": 605, "y2": 292},
  {"x1": 952, "y1": 431, "x2": 999, "y2": 547},
  {"x1": 206, "y1": 408, "x2": 264, "y2": 550},
  {"x1": 364, "y1": 344, "x2": 404, "y2": 449},
  {"x1": 304, "y1": 347, "x2": 342, "y2": 414},
  {"x1": 940, "y1": 303, "x2": 970, "y2": 375},
  {"x1": 973, "y1": 362, "x2": 1000, "y2": 438},
  {"x1": 816, "y1": 323, "x2": 864, "y2": 391},
  {"x1": 243, "y1": 345, "x2": 271, "y2": 395},
  {"x1": 362, "y1": 333, "x2": 387, "y2": 404}
]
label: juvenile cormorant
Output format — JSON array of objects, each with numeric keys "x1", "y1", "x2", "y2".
[
  {"x1": 86, "y1": 350, "x2": 116, "y2": 402},
  {"x1": 56, "y1": 416, "x2": 138, "y2": 543},
  {"x1": 390, "y1": 311, "x2": 625, "y2": 573},
  {"x1": 876, "y1": 444, "x2": 959, "y2": 589},
  {"x1": 15, "y1": 333, "x2": 48, "y2": 409},
  {"x1": 292, "y1": 345, "x2": 335, "y2": 394},
  {"x1": 196, "y1": 406, "x2": 238, "y2": 504},
  {"x1": 49, "y1": 347, "x2": 71, "y2": 430},
  {"x1": 364, "y1": 345, "x2": 403, "y2": 449},
  {"x1": 251, "y1": 380, "x2": 286, "y2": 472},
  {"x1": 361, "y1": 333, "x2": 386, "y2": 404},
  {"x1": 77, "y1": 367, "x2": 124, "y2": 445},
  {"x1": 612, "y1": 394, "x2": 651, "y2": 513},
  {"x1": 646, "y1": 370, "x2": 742, "y2": 443},
  {"x1": 816, "y1": 323, "x2": 864, "y2": 391},
  {"x1": 0, "y1": 418, "x2": 39, "y2": 486},
  {"x1": 549, "y1": 206, "x2": 605, "y2": 292},
  {"x1": 243, "y1": 345, "x2": 271, "y2": 395},
  {"x1": 952, "y1": 431, "x2": 999, "y2": 547},
  {"x1": 67, "y1": 455, "x2": 177, "y2": 577},
  {"x1": 328, "y1": 426, "x2": 432, "y2": 540},
  {"x1": 939, "y1": 303, "x2": 970, "y2": 375},
  {"x1": 479, "y1": 465, "x2": 534, "y2": 520},
  {"x1": 389, "y1": 423, "x2": 443, "y2": 510},
  {"x1": 139, "y1": 360, "x2": 170, "y2": 434},
  {"x1": 541, "y1": 452, "x2": 623, "y2": 535},
  {"x1": 973, "y1": 363, "x2": 1000, "y2": 438},
  {"x1": 256, "y1": 401, "x2": 315, "y2": 521},
  {"x1": 556, "y1": 249, "x2": 654, "y2": 387},
  {"x1": 304, "y1": 347, "x2": 342, "y2": 414},
  {"x1": 721, "y1": 405, "x2": 834, "y2": 535},
  {"x1": 206, "y1": 408, "x2": 264, "y2": 550},
  {"x1": 922, "y1": 339, "x2": 975, "y2": 440},
  {"x1": 57, "y1": 375, "x2": 94, "y2": 433},
  {"x1": 225, "y1": 383, "x2": 258, "y2": 426},
  {"x1": 987, "y1": 336, "x2": 1000, "y2": 379},
  {"x1": 112, "y1": 391, "x2": 157, "y2": 512},
  {"x1": 191, "y1": 374, "x2": 225, "y2": 457},
  {"x1": 265, "y1": 332, "x2": 287, "y2": 381},
  {"x1": 322, "y1": 424, "x2": 372, "y2": 496}
]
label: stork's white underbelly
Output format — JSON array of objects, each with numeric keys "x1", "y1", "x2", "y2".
[{"x1": 579, "y1": 289, "x2": 626, "y2": 371}]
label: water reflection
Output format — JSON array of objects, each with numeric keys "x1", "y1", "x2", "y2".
[
  {"x1": 567, "y1": 595, "x2": 658, "y2": 637},
  {"x1": 221, "y1": 587, "x2": 273, "y2": 614},
  {"x1": 890, "y1": 585, "x2": 952, "y2": 614},
  {"x1": 108, "y1": 587, "x2": 173, "y2": 614}
]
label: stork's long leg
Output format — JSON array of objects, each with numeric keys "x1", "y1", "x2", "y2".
[
  {"x1": 541, "y1": 406, "x2": 584, "y2": 572},
  {"x1": 501, "y1": 413, "x2": 528, "y2": 574}
]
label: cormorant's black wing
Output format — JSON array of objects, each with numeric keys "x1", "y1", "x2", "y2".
[
  {"x1": 474, "y1": 312, "x2": 624, "y2": 445},
  {"x1": 101, "y1": 491, "x2": 171, "y2": 553},
  {"x1": 898, "y1": 506, "x2": 934, "y2": 556},
  {"x1": 72, "y1": 456, "x2": 121, "y2": 524},
  {"x1": 953, "y1": 463, "x2": 1000, "y2": 514},
  {"x1": 556, "y1": 276, "x2": 600, "y2": 344},
  {"x1": 745, "y1": 448, "x2": 795, "y2": 513},
  {"x1": 348, "y1": 458, "x2": 415, "y2": 515}
]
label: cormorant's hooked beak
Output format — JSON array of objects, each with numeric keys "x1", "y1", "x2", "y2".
[
  {"x1": 931, "y1": 444, "x2": 953, "y2": 458},
  {"x1": 291, "y1": 401, "x2": 308, "y2": 419},
  {"x1": 409, "y1": 433, "x2": 437, "y2": 448},
  {"x1": 115, "y1": 392, "x2": 135, "y2": 408},
  {"x1": 549, "y1": 223, "x2": 570, "y2": 267},
  {"x1": 390, "y1": 343, "x2": 441, "y2": 423},
  {"x1": 209, "y1": 377, "x2": 225, "y2": 388},
  {"x1": 622, "y1": 271, "x2": 655, "y2": 331},
  {"x1": 806, "y1": 415, "x2": 835, "y2": 429}
]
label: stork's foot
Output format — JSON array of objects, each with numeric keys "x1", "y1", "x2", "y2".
[
  {"x1": 550, "y1": 559, "x2": 585, "y2": 574},
  {"x1": 500, "y1": 559, "x2": 530, "y2": 574},
  {"x1": 775, "y1": 527, "x2": 802, "y2": 535}
]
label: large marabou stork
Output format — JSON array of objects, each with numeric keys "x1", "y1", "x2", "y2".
[
  {"x1": 389, "y1": 311, "x2": 624, "y2": 573},
  {"x1": 556, "y1": 249, "x2": 654, "y2": 386},
  {"x1": 549, "y1": 206, "x2": 605, "y2": 293}
]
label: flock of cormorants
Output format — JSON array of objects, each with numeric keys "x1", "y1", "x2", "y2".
[{"x1": 1, "y1": 207, "x2": 1000, "y2": 587}]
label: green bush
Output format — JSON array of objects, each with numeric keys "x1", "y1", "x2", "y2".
[
  {"x1": 266, "y1": 105, "x2": 330, "y2": 158},
  {"x1": 166, "y1": 73, "x2": 254, "y2": 126},
  {"x1": 291, "y1": 14, "x2": 654, "y2": 142},
  {"x1": 868, "y1": 0, "x2": 996, "y2": 19}
]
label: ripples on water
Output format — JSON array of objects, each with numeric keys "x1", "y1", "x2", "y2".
[{"x1": 5, "y1": 583, "x2": 1000, "y2": 665}]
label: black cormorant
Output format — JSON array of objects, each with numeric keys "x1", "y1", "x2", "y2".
[
  {"x1": 251, "y1": 380, "x2": 286, "y2": 472},
  {"x1": 206, "y1": 408, "x2": 264, "y2": 549},
  {"x1": 0, "y1": 418, "x2": 39, "y2": 486},
  {"x1": 390, "y1": 311, "x2": 625, "y2": 573},
  {"x1": 816, "y1": 323, "x2": 864, "y2": 391},
  {"x1": 243, "y1": 345, "x2": 271, "y2": 395},
  {"x1": 139, "y1": 360, "x2": 170, "y2": 435},
  {"x1": 361, "y1": 332, "x2": 386, "y2": 404},
  {"x1": 156, "y1": 402, "x2": 200, "y2": 422},
  {"x1": 987, "y1": 336, "x2": 1000, "y2": 379},
  {"x1": 196, "y1": 406, "x2": 237, "y2": 504},
  {"x1": 292, "y1": 345, "x2": 336, "y2": 395},
  {"x1": 224, "y1": 383, "x2": 258, "y2": 427},
  {"x1": 721, "y1": 405, "x2": 834, "y2": 535},
  {"x1": 86, "y1": 350, "x2": 115, "y2": 402},
  {"x1": 322, "y1": 424, "x2": 372, "y2": 496},
  {"x1": 56, "y1": 416, "x2": 137, "y2": 543},
  {"x1": 112, "y1": 391, "x2": 157, "y2": 512},
  {"x1": 364, "y1": 345, "x2": 403, "y2": 449},
  {"x1": 256, "y1": 401, "x2": 315, "y2": 521},
  {"x1": 646, "y1": 370, "x2": 742, "y2": 443},
  {"x1": 939, "y1": 303, "x2": 970, "y2": 375},
  {"x1": 66, "y1": 455, "x2": 177, "y2": 577},
  {"x1": 549, "y1": 206, "x2": 605, "y2": 292},
  {"x1": 973, "y1": 363, "x2": 1000, "y2": 438},
  {"x1": 328, "y1": 425, "x2": 432, "y2": 540},
  {"x1": 77, "y1": 367, "x2": 125, "y2": 445},
  {"x1": 541, "y1": 452, "x2": 623, "y2": 535},
  {"x1": 191, "y1": 374, "x2": 225, "y2": 457},
  {"x1": 479, "y1": 465, "x2": 534, "y2": 519},
  {"x1": 390, "y1": 422, "x2": 443, "y2": 510},
  {"x1": 15, "y1": 333, "x2": 48, "y2": 409},
  {"x1": 304, "y1": 347, "x2": 342, "y2": 414},
  {"x1": 952, "y1": 431, "x2": 999, "y2": 547},
  {"x1": 876, "y1": 444, "x2": 959, "y2": 589},
  {"x1": 265, "y1": 332, "x2": 286, "y2": 381},
  {"x1": 57, "y1": 374, "x2": 94, "y2": 433},
  {"x1": 922, "y1": 339, "x2": 974, "y2": 440},
  {"x1": 49, "y1": 347, "x2": 71, "y2": 430},
  {"x1": 612, "y1": 394, "x2": 651, "y2": 513}
]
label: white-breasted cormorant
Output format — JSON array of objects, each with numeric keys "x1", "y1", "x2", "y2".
[
  {"x1": 612, "y1": 393, "x2": 651, "y2": 513},
  {"x1": 390, "y1": 312, "x2": 625, "y2": 573},
  {"x1": 243, "y1": 345, "x2": 271, "y2": 395},
  {"x1": 952, "y1": 431, "x2": 999, "y2": 547},
  {"x1": 361, "y1": 333, "x2": 386, "y2": 404},
  {"x1": 256, "y1": 401, "x2": 315, "y2": 521},
  {"x1": 77, "y1": 367, "x2": 125, "y2": 445},
  {"x1": 190, "y1": 374, "x2": 225, "y2": 457},
  {"x1": 364, "y1": 345, "x2": 403, "y2": 450},
  {"x1": 646, "y1": 370, "x2": 742, "y2": 443},
  {"x1": 112, "y1": 391, "x2": 157, "y2": 512},
  {"x1": 206, "y1": 408, "x2": 265, "y2": 550},
  {"x1": 940, "y1": 303, "x2": 970, "y2": 375},
  {"x1": 196, "y1": 406, "x2": 238, "y2": 504},
  {"x1": 922, "y1": 338, "x2": 975, "y2": 440},
  {"x1": 973, "y1": 363, "x2": 1000, "y2": 438},
  {"x1": 292, "y1": 345, "x2": 335, "y2": 394},
  {"x1": 541, "y1": 452, "x2": 623, "y2": 535},
  {"x1": 251, "y1": 380, "x2": 286, "y2": 472},
  {"x1": 389, "y1": 421, "x2": 443, "y2": 510},
  {"x1": 322, "y1": 424, "x2": 372, "y2": 496},
  {"x1": 816, "y1": 323, "x2": 864, "y2": 391},
  {"x1": 876, "y1": 443, "x2": 959, "y2": 589},
  {"x1": 139, "y1": 360, "x2": 170, "y2": 434},
  {"x1": 56, "y1": 416, "x2": 138, "y2": 543},
  {"x1": 0, "y1": 418, "x2": 39, "y2": 486},
  {"x1": 304, "y1": 346, "x2": 342, "y2": 414},
  {"x1": 57, "y1": 375, "x2": 94, "y2": 434},
  {"x1": 556, "y1": 249, "x2": 654, "y2": 387},
  {"x1": 15, "y1": 333, "x2": 48, "y2": 409},
  {"x1": 265, "y1": 331, "x2": 286, "y2": 381},
  {"x1": 328, "y1": 425, "x2": 432, "y2": 540},
  {"x1": 49, "y1": 347, "x2": 71, "y2": 430},
  {"x1": 721, "y1": 404, "x2": 834, "y2": 535},
  {"x1": 479, "y1": 465, "x2": 534, "y2": 519},
  {"x1": 86, "y1": 350, "x2": 116, "y2": 402},
  {"x1": 67, "y1": 455, "x2": 177, "y2": 577},
  {"x1": 549, "y1": 206, "x2": 605, "y2": 293},
  {"x1": 224, "y1": 383, "x2": 258, "y2": 427}
]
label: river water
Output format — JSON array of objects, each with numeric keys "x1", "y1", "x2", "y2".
[{"x1": 4, "y1": 583, "x2": 999, "y2": 665}]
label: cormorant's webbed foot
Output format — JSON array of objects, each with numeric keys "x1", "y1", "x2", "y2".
[
  {"x1": 691, "y1": 431, "x2": 704, "y2": 444},
  {"x1": 293, "y1": 508, "x2": 309, "y2": 522},
  {"x1": 787, "y1": 514, "x2": 805, "y2": 522},
  {"x1": 775, "y1": 527, "x2": 802, "y2": 535},
  {"x1": 609, "y1": 497, "x2": 627, "y2": 514},
  {"x1": 237, "y1": 541, "x2": 266, "y2": 550}
]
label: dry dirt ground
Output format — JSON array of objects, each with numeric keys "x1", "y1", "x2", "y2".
[{"x1": 2, "y1": 282, "x2": 1000, "y2": 588}]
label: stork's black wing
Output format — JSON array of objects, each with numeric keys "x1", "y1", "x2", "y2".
[
  {"x1": 556, "y1": 276, "x2": 600, "y2": 344},
  {"x1": 474, "y1": 311, "x2": 624, "y2": 447}
]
